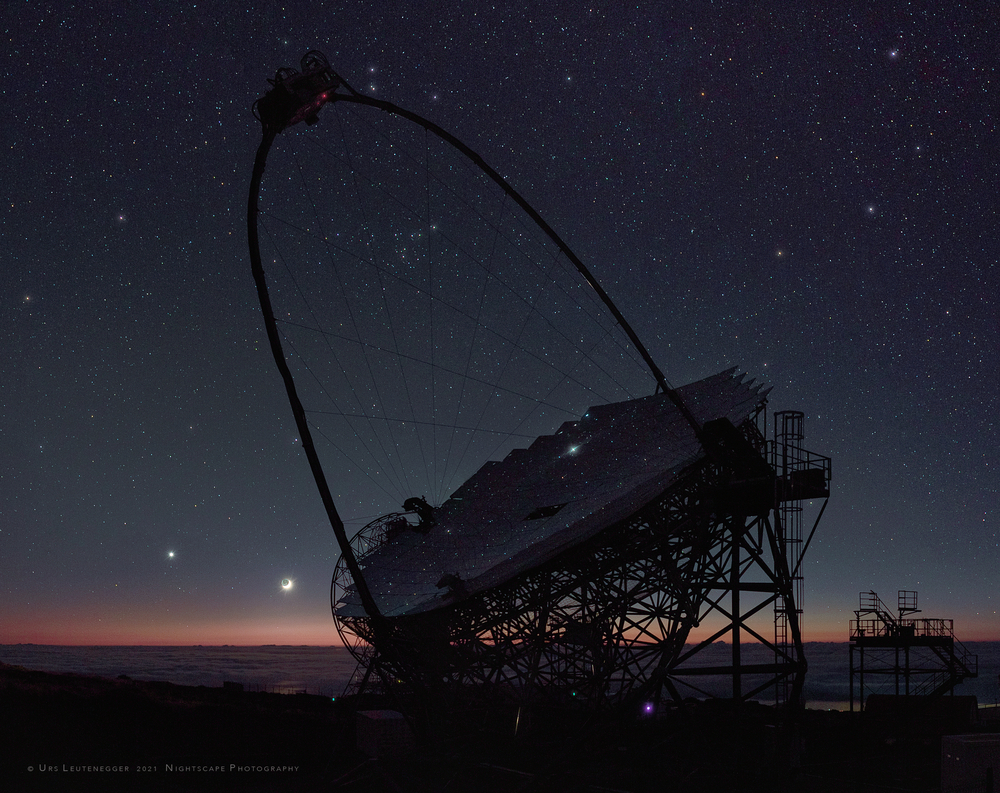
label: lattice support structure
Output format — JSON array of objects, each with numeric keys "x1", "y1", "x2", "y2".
[{"x1": 334, "y1": 410, "x2": 830, "y2": 710}]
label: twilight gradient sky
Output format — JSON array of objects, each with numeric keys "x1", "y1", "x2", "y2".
[{"x1": 2, "y1": 1, "x2": 996, "y2": 645}]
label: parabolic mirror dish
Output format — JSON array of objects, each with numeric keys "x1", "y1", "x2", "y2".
[{"x1": 334, "y1": 368, "x2": 769, "y2": 618}]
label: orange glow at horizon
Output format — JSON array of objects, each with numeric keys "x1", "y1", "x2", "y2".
[
  {"x1": 2, "y1": 609, "x2": 996, "y2": 647},
  {"x1": 0, "y1": 614, "x2": 346, "y2": 647}
]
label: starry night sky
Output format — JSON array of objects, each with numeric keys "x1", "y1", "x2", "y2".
[{"x1": 3, "y1": 1, "x2": 996, "y2": 645}]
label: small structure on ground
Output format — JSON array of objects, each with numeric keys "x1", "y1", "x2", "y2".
[{"x1": 849, "y1": 590, "x2": 978, "y2": 712}]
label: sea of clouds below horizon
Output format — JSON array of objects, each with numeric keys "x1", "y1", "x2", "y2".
[{"x1": 2, "y1": 642, "x2": 997, "y2": 708}]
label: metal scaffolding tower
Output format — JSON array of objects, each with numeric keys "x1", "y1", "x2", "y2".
[{"x1": 849, "y1": 590, "x2": 978, "y2": 712}]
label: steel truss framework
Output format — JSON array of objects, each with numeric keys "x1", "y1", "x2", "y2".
[{"x1": 333, "y1": 411, "x2": 830, "y2": 709}]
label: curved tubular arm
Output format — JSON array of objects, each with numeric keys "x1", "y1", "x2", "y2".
[
  {"x1": 247, "y1": 59, "x2": 709, "y2": 636},
  {"x1": 247, "y1": 128, "x2": 386, "y2": 627},
  {"x1": 328, "y1": 91, "x2": 705, "y2": 440}
]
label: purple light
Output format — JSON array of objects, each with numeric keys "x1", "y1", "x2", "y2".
[{"x1": 643, "y1": 703, "x2": 654, "y2": 714}]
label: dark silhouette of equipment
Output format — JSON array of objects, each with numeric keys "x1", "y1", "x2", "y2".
[{"x1": 402, "y1": 497, "x2": 436, "y2": 532}]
